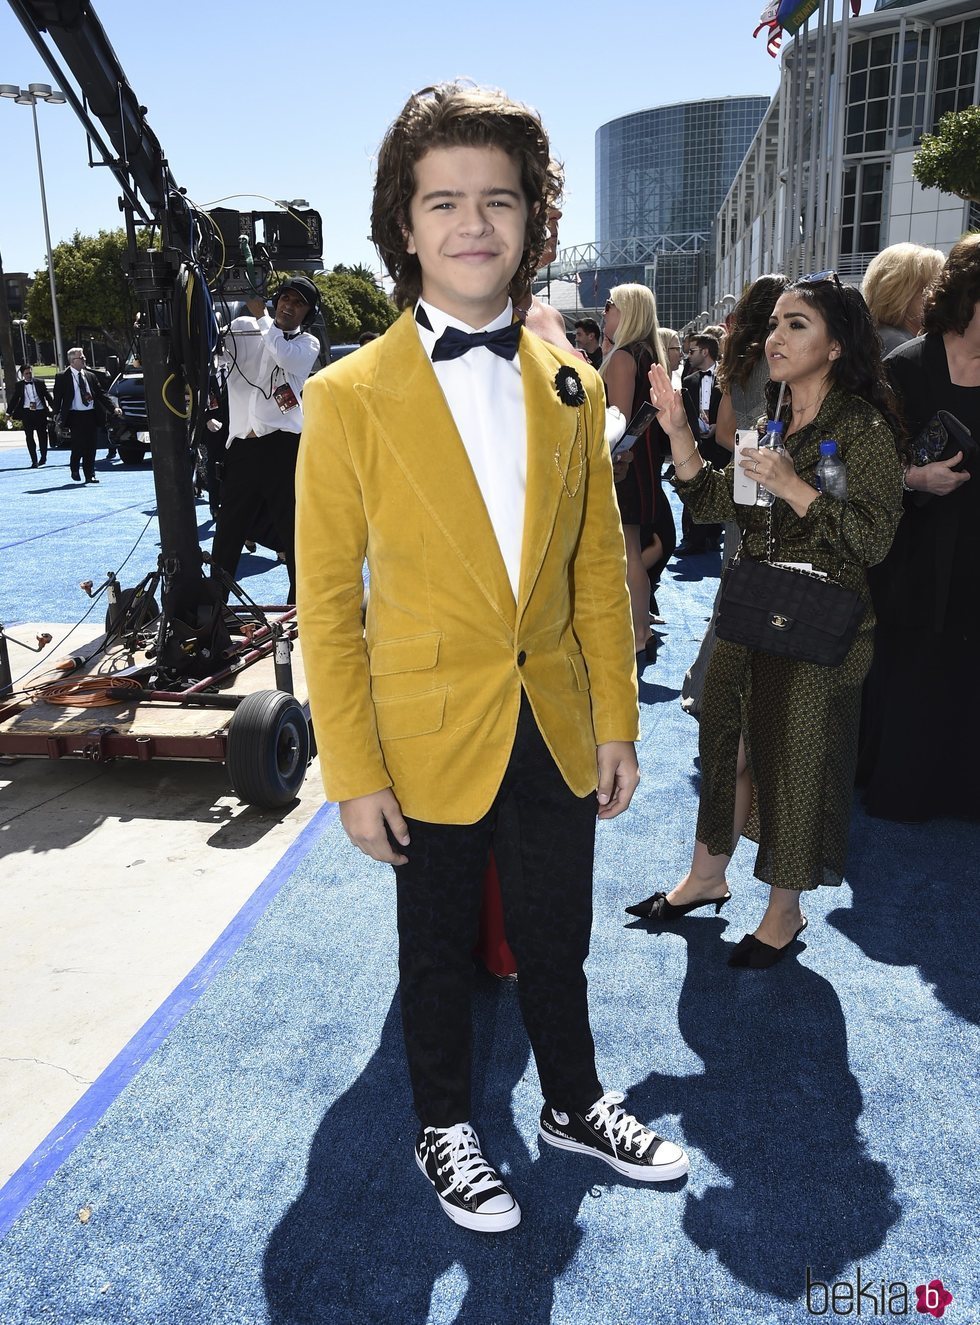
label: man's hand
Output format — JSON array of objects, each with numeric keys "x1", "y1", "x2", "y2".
[
  {"x1": 596, "y1": 741, "x2": 640, "y2": 820},
  {"x1": 339, "y1": 788, "x2": 411, "y2": 865},
  {"x1": 245, "y1": 296, "x2": 267, "y2": 319}
]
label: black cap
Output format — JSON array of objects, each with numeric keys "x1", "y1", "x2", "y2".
[{"x1": 274, "y1": 275, "x2": 320, "y2": 314}]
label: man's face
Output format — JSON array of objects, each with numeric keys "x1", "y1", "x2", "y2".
[
  {"x1": 406, "y1": 144, "x2": 529, "y2": 328},
  {"x1": 274, "y1": 289, "x2": 311, "y2": 333},
  {"x1": 688, "y1": 343, "x2": 706, "y2": 371},
  {"x1": 575, "y1": 326, "x2": 598, "y2": 353},
  {"x1": 68, "y1": 351, "x2": 86, "y2": 370},
  {"x1": 22, "y1": 367, "x2": 33, "y2": 381}
]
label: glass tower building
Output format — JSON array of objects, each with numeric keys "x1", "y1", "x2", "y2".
[{"x1": 594, "y1": 97, "x2": 769, "y2": 327}]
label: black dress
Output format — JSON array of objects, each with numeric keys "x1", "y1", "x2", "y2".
[
  {"x1": 858, "y1": 333, "x2": 980, "y2": 821},
  {"x1": 612, "y1": 342, "x2": 667, "y2": 526},
  {"x1": 673, "y1": 387, "x2": 903, "y2": 889}
]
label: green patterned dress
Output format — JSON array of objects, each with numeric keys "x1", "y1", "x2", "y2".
[{"x1": 672, "y1": 386, "x2": 903, "y2": 890}]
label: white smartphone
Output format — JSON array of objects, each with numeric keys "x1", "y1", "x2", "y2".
[{"x1": 733, "y1": 429, "x2": 760, "y2": 506}]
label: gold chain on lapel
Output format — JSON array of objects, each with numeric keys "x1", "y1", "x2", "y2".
[{"x1": 555, "y1": 410, "x2": 585, "y2": 498}]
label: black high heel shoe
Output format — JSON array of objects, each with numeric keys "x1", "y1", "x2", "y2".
[
  {"x1": 625, "y1": 890, "x2": 732, "y2": 921},
  {"x1": 727, "y1": 918, "x2": 808, "y2": 969}
]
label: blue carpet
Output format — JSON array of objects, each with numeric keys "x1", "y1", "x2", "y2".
[
  {"x1": 1, "y1": 464, "x2": 977, "y2": 1323},
  {"x1": 0, "y1": 449, "x2": 289, "y2": 633}
]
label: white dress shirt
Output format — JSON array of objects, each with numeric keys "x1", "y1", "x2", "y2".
[
  {"x1": 699, "y1": 363, "x2": 717, "y2": 416},
  {"x1": 221, "y1": 313, "x2": 319, "y2": 441},
  {"x1": 71, "y1": 368, "x2": 94, "y2": 412},
  {"x1": 23, "y1": 382, "x2": 42, "y2": 410},
  {"x1": 416, "y1": 297, "x2": 527, "y2": 598}
]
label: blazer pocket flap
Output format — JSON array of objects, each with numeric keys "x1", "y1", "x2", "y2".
[
  {"x1": 568, "y1": 651, "x2": 590, "y2": 691},
  {"x1": 375, "y1": 688, "x2": 447, "y2": 741},
  {"x1": 369, "y1": 632, "x2": 442, "y2": 677}
]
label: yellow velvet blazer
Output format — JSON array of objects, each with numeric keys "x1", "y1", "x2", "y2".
[{"x1": 295, "y1": 307, "x2": 639, "y2": 824}]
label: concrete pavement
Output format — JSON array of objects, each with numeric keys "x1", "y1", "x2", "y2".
[{"x1": 0, "y1": 428, "x2": 327, "y2": 1187}]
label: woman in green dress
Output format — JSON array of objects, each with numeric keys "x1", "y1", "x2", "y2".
[{"x1": 629, "y1": 275, "x2": 906, "y2": 968}]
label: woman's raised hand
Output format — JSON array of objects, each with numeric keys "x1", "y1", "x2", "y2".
[{"x1": 648, "y1": 363, "x2": 689, "y2": 436}]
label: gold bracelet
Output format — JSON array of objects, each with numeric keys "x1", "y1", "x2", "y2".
[{"x1": 674, "y1": 445, "x2": 700, "y2": 471}]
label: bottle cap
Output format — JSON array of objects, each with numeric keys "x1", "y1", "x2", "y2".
[
  {"x1": 766, "y1": 420, "x2": 784, "y2": 434},
  {"x1": 820, "y1": 440, "x2": 838, "y2": 455}
]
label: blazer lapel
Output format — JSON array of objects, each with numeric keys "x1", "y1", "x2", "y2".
[
  {"x1": 517, "y1": 333, "x2": 584, "y2": 617},
  {"x1": 354, "y1": 310, "x2": 516, "y2": 625}
]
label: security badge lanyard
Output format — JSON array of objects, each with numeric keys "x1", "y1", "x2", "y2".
[{"x1": 272, "y1": 379, "x2": 299, "y2": 414}]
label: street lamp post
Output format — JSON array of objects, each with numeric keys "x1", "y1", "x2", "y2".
[
  {"x1": 0, "y1": 82, "x2": 66, "y2": 367},
  {"x1": 12, "y1": 318, "x2": 29, "y2": 364}
]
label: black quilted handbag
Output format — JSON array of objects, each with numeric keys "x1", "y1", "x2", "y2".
[{"x1": 716, "y1": 508, "x2": 865, "y2": 667}]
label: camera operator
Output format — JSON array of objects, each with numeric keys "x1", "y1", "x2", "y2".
[{"x1": 211, "y1": 277, "x2": 320, "y2": 604}]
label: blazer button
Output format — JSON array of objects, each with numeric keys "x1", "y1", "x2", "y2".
[{"x1": 517, "y1": 650, "x2": 527, "y2": 666}]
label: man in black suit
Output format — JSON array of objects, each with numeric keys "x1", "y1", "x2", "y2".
[
  {"x1": 675, "y1": 333, "x2": 727, "y2": 555},
  {"x1": 573, "y1": 318, "x2": 603, "y2": 368},
  {"x1": 6, "y1": 365, "x2": 53, "y2": 467},
  {"x1": 52, "y1": 347, "x2": 122, "y2": 484}
]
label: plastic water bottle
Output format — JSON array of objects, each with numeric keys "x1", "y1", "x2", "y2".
[
  {"x1": 755, "y1": 420, "x2": 786, "y2": 507},
  {"x1": 815, "y1": 440, "x2": 847, "y2": 500}
]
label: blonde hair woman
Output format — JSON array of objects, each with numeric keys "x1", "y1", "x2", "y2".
[
  {"x1": 600, "y1": 284, "x2": 668, "y2": 657},
  {"x1": 861, "y1": 243, "x2": 945, "y2": 355}
]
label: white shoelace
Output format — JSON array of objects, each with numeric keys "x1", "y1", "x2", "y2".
[
  {"x1": 431, "y1": 1123, "x2": 503, "y2": 1199},
  {"x1": 585, "y1": 1090, "x2": 656, "y2": 1158}
]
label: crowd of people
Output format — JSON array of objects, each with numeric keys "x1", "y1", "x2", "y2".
[{"x1": 5, "y1": 77, "x2": 977, "y2": 1236}]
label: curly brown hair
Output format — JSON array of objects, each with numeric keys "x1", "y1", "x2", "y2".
[
  {"x1": 371, "y1": 82, "x2": 563, "y2": 310},
  {"x1": 922, "y1": 232, "x2": 980, "y2": 336},
  {"x1": 716, "y1": 274, "x2": 788, "y2": 392}
]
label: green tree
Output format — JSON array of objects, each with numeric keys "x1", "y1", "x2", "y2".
[
  {"x1": 24, "y1": 228, "x2": 151, "y2": 354},
  {"x1": 332, "y1": 261, "x2": 383, "y2": 289},
  {"x1": 913, "y1": 106, "x2": 980, "y2": 205},
  {"x1": 322, "y1": 270, "x2": 396, "y2": 336}
]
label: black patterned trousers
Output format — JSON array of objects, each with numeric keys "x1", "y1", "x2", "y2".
[{"x1": 394, "y1": 692, "x2": 603, "y2": 1128}]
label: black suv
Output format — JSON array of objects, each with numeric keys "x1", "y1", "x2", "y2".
[{"x1": 107, "y1": 365, "x2": 150, "y2": 464}]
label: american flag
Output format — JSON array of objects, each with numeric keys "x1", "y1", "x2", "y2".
[{"x1": 754, "y1": 0, "x2": 862, "y2": 57}]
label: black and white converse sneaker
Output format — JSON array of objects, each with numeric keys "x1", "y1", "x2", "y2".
[
  {"x1": 415, "y1": 1123, "x2": 521, "y2": 1232},
  {"x1": 539, "y1": 1090, "x2": 689, "y2": 1182}
]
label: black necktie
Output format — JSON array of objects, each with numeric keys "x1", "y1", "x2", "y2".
[
  {"x1": 430, "y1": 321, "x2": 522, "y2": 363},
  {"x1": 78, "y1": 371, "x2": 92, "y2": 406}
]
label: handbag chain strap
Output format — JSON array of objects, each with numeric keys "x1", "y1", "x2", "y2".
[{"x1": 761, "y1": 497, "x2": 847, "y2": 585}]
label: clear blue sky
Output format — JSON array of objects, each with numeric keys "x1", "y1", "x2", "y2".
[{"x1": 0, "y1": 0, "x2": 781, "y2": 280}]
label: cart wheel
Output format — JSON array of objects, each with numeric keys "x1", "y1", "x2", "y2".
[{"x1": 226, "y1": 690, "x2": 310, "y2": 808}]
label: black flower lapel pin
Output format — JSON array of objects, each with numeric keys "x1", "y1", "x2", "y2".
[
  {"x1": 552, "y1": 366, "x2": 586, "y2": 498},
  {"x1": 554, "y1": 365, "x2": 587, "y2": 408}
]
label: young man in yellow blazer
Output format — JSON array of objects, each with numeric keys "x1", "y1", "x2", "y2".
[{"x1": 295, "y1": 83, "x2": 689, "y2": 1234}]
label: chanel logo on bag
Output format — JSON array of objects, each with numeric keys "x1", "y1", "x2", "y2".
[{"x1": 769, "y1": 614, "x2": 791, "y2": 629}]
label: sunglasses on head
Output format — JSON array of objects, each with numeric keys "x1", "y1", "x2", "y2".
[{"x1": 798, "y1": 270, "x2": 845, "y2": 294}]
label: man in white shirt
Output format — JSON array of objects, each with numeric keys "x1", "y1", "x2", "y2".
[
  {"x1": 211, "y1": 277, "x2": 320, "y2": 603},
  {"x1": 7, "y1": 365, "x2": 52, "y2": 467},
  {"x1": 296, "y1": 82, "x2": 689, "y2": 1236},
  {"x1": 52, "y1": 348, "x2": 122, "y2": 484},
  {"x1": 677, "y1": 333, "x2": 725, "y2": 554}
]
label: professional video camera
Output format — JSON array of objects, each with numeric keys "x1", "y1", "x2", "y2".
[{"x1": 206, "y1": 207, "x2": 323, "y2": 298}]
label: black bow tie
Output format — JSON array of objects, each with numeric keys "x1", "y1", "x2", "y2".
[{"x1": 430, "y1": 321, "x2": 522, "y2": 363}]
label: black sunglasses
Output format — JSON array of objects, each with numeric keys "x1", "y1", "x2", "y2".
[
  {"x1": 798, "y1": 270, "x2": 846, "y2": 294},
  {"x1": 604, "y1": 299, "x2": 615, "y2": 312}
]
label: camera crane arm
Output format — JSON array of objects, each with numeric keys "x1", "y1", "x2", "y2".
[{"x1": 8, "y1": 0, "x2": 222, "y2": 671}]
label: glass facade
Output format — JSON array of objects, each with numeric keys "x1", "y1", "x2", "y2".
[
  {"x1": 595, "y1": 97, "x2": 768, "y2": 326},
  {"x1": 715, "y1": 0, "x2": 976, "y2": 302}
]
